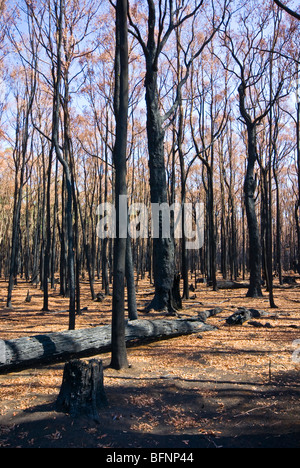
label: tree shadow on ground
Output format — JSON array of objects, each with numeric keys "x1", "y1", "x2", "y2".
[{"x1": 1, "y1": 368, "x2": 300, "y2": 448}]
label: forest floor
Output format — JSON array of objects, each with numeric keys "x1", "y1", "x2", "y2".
[{"x1": 0, "y1": 275, "x2": 300, "y2": 448}]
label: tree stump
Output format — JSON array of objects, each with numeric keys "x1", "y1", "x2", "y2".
[{"x1": 56, "y1": 359, "x2": 107, "y2": 422}]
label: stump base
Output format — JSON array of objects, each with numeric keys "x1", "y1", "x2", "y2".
[{"x1": 56, "y1": 359, "x2": 107, "y2": 422}]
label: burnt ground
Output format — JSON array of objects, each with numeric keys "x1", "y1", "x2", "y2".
[{"x1": 0, "y1": 277, "x2": 300, "y2": 448}]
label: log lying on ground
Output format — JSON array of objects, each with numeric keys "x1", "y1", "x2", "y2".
[
  {"x1": 215, "y1": 281, "x2": 249, "y2": 290},
  {"x1": 226, "y1": 307, "x2": 271, "y2": 326},
  {"x1": 0, "y1": 318, "x2": 216, "y2": 372},
  {"x1": 197, "y1": 307, "x2": 223, "y2": 322}
]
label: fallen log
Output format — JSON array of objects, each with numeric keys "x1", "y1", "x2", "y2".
[
  {"x1": 197, "y1": 307, "x2": 223, "y2": 322},
  {"x1": 226, "y1": 308, "x2": 271, "y2": 326},
  {"x1": 215, "y1": 281, "x2": 249, "y2": 290},
  {"x1": 0, "y1": 318, "x2": 216, "y2": 372},
  {"x1": 248, "y1": 321, "x2": 274, "y2": 329}
]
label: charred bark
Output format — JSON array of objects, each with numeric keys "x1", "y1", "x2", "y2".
[
  {"x1": 238, "y1": 84, "x2": 263, "y2": 298},
  {"x1": 111, "y1": 0, "x2": 130, "y2": 370},
  {"x1": 56, "y1": 359, "x2": 107, "y2": 422},
  {"x1": 0, "y1": 318, "x2": 216, "y2": 372},
  {"x1": 145, "y1": 65, "x2": 175, "y2": 312}
]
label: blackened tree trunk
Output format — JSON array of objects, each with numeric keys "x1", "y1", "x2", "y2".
[
  {"x1": 129, "y1": 4, "x2": 175, "y2": 313},
  {"x1": 273, "y1": 154, "x2": 283, "y2": 284},
  {"x1": 110, "y1": 0, "x2": 130, "y2": 370},
  {"x1": 240, "y1": 77, "x2": 282, "y2": 300},
  {"x1": 70, "y1": 156, "x2": 81, "y2": 316},
  {"x1": 145, "y1": 65, "x2": 175, "y2": 312},
  {"x1": 7, "y1": 145, "x2": 25, "y2": 308},
  {"x1": 7, "y1": 85, "x2": 36, "y2": 308},
  {"x1": 126, "y1": 237, "x2": 138, "y2": 321},
  {"x1": 102, "y1": 135, "x2": 110, "y2": 296},
  {"x1": 56, "y1": 359, "x2": 107, "y2": 422},
  {"x1": 52, "y1": 0, "x2": 76, "y2": 329},
  {"x1": 77, "y1": 184, "x2": 96, "y2": 301},
  {"x1": 296, "y1": 86, "x2": 300, "y2": 273},
  {"x1": 128, "y1": 0, "x2": 226, "y2": 311},
  {"x1": 262, "y1": 57, "x2": 277, "y2": 308},
  {"x1": 238, "y1": 84, "x2": 263, "y2": 298},
  {"x1": 243, "y1": 122, "x2": 263, "y2": 297},
  {"x1": 6, "y1": 3, "x2": 38, "y2": 307},
  {"x1": 219, "y1": 144, "x2": 228, "y2": 280},
  {"x1": 51, "y1": 159, "x2": 59, "y2": 289},
  {"x1": 176, "y1": 34, "x2": 189, "y2": 300},
  {"x1": 207, "y1": 166, "x2": 217, "y2": 291},
  {"x1": 228, "y1": 129, "x2": 238, "y2": 281},
  {"x1": 261, "y1": 164, "x2": 277, "y2": 307},
  {"x1": 42, "y1": 141, "x2": 54, "y2": 311},
  {"x1": 224, "y1": 13, "x2": 285, "y2": 298},
  {"x1": 59, "y1": 174, "x2": 67, "y2": 297}
]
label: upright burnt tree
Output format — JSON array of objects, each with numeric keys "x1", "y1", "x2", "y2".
[
  {"x1": 27, "y1": 0, "x2": 100, "y2": 326},
  {"x1": 6, "y1": 7, "x2": 38, "y2": 308},
  {"x1": 271, "y1": 3, "x2": 300, "y2": 276},
  {"x1": 222, "y1": 3, "x2": 286, "y2": 297},
  {"x1": 110, "y1": 0, "x2": 130, "y2": 370},
  {"x1": 128, "y1": 0, "x2": 227, "y2": 312},
  {"x1": 52, "y1": 0, "x2": 76, "y2": 329},
  {"x1": 189, "y1": 50, "x2": 229, "y2": 292},
  {"x1": 297, "y1": 68, "x2": 300, "y2": 274}
]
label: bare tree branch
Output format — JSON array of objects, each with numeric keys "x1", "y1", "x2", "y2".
[{"x1": 274, "y1": 0, "x2": 300, "y2": 21}]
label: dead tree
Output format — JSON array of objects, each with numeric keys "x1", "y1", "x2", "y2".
[
  {"x1": 128, "y1": 0, "x2": 228, "y2": 310},
  {"x1": 6, "y1": 10, "x2": 38, "y2": 308},
  {"x1": 222, "y1": 9, "x2": 285, "y2": 298},
  {"x1": 0, "y1": 318, "x2": 216, "y2": 372},
  {"x1": 56, "y1": 359, "x2": 107, "y2": 422},
  {"x1": 110, "y1": 0, "x2": 131, "y2": 370}
]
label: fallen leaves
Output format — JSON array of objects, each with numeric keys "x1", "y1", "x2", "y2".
[
  {"x1": 0, "y1": 369, "x2": 62, "y2": 416},
  {"x1": 127, "y1": 395, "x2": 157, "y2": 408},
  {"x1": 0, "y1": 277, "x2": 300, "y2": 446},
  {"x1": 45, "y1": 430, "x2": 63, "y2": 440}
]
